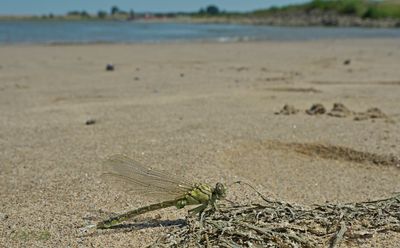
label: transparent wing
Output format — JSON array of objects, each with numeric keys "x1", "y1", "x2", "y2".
[{"x1": 101, "y1": 154, "x2": 195, "y2": 200}]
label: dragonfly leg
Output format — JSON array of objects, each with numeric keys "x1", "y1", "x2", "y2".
[
  {"x1": 189, "y1": 203, "x2": 207, "y2": 216},
  {"x1": 198, "y1": 204, "x2": 216, "y2": 224},
  {"x1": 199, "y1": 210, "x2": 206, "y2": 225},
  {"x1": 211, "y1": 201, "x2": 219, "y2": 211}
]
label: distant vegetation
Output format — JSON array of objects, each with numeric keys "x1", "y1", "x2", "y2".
[
  {"x1": 64, "y1": 6, "x2": 135, "y2": 20},
  {"x1": 253, "y1": 0, "x2": 400, "y2": 19},
  {"x1": 1, "y1": 1, "x2": 399, "y2": 26},
  {"x1": 198, "y1": 5, "x2": 221, "y2": 16},
  {"x1": 24, "y1": 4, "x2": 226, "y2": 21}
]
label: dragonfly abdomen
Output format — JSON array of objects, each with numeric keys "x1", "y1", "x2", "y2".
[{"x1": 96, "y1": 199, "x2": 177, "y2": 229}]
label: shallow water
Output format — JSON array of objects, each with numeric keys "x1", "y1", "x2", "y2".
[{"x1": 1, "y1": 20, "x2": 400, "y2": 44}]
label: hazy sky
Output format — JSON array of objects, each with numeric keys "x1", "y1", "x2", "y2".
[{"x1": 0, "y1": 0, "x2": 310, "y2": 15}]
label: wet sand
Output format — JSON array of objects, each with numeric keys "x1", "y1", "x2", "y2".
[{"x1": 0, "y1": 39, "x2": 399, "y2": 247}]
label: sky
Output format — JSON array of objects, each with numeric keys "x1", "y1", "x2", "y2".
[{"x1": 0, "y1": 0, "x2": 310, "y2": 15}]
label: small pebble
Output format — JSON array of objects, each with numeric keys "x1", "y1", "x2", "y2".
[
  {"x1": 306, "y1": 103, "x2": 326, "y2": 115},
  {"x1": 275, "y1": 104, "x2": 299, "y2": 115},
  {"x1": 328, "y1": 103, "x2": 352, "y2": 118},
  {"x1": 343, "y1": 59, "x2": 351, "y2": 65},
  {"x1": 85, "y1": 119, "x2": 96, "y2": 125},
  {"x1": 0, "y1": 213, "x2": 9, "y2": 221},
  {"x1": 105, "y1": 64, "x2": 114, "y2": 71}
]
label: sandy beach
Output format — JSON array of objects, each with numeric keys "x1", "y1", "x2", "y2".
[{"x1": 1, "y1": 39, "x2": 399, "y2": 247}]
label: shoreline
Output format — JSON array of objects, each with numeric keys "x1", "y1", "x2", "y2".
[
  {"x1": 0, "y1": 36, "x2": 399, "y2": 47},
  {"x1": 0, "y1": 37, "x2": 399, "y2": 51}
]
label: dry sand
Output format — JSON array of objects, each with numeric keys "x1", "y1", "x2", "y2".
[{"x1": 0, "y1": 39, "x2": 399, "y2": 247}]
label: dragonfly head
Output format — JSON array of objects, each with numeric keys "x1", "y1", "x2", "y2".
[{"x1": 213, "y1": 182, "x2": 227, "y2": 200}]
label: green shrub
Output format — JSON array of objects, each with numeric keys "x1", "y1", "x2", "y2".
[
  {"x1": 363, "y1": 3, "x2": 400, "y2": 19},
  {"x1": 251, "y1": 0, "x2": 400, "y2": 19}
]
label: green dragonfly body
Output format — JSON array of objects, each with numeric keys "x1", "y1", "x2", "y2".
[{"x1": 96, "y1": 155, "x2": 226, "y2": 229}]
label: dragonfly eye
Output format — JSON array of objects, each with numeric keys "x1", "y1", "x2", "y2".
[{"x1": 214, "y1": 182, "x2": 227, "y2": 199}]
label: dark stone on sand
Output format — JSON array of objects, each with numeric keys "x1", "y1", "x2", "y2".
[
  {"x1": 344, "y1": 59, "x2": 351, "y2": 65},
  {"x1": 306, "y1": 103, "x2": 326, "y2": 115},
  {"x1": 328, "y1": 103, "x2": 352, "y2": 118},
  {"x1": 275, "y1": 104, "x2": 299, "y2": 115},
  {"x1": 365, "y1": 108, "x2": 387, "y2": 119},
  {"x1": 180, "y1": 73, "x2": 185, "y2": 77},
  {"x1": 85, "y1": 119, "x2": 96, "y2": 125},
  {"x1": 0, "y1": 213, "x2": 8, "y2": 221},
  {"x1": 105, "y1": 64, "x2": 114, "y2": 71},
  {"x1": 134, "y1": 77, "x2": 140, "y2": 81},
  {"x1": 354, "y1": 107, "x2": 388, "y2": 121}
]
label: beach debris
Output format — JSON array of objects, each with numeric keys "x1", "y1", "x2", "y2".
[
  {"x1": 105, "y1": 64, "x2": 115, "y2": 71},
  {"x1": 277, "y1": 103, "x2": 390, "y2": 122},
  {"x1": 94, "y1": 155, "x2": 226, "y2": 229},
  {"x1": 275, "y1": 104, "x2": 300, "y2": 115},
  {"x1": 134, "y1": 77, "x2": 140, "y2": 81},
  {"x1": 85, "y1": 119, "x2": 96, "y2": 125},
  {"x1": 154, "y1": 191, "x2": 400, "y2": 247},
  {"x1": 354, "y1": 107, "x2": 388, "y2": 121},
  {"x1": 343, "y1": 59, "x2": 351, "y2": 65},
  {"x1": 180, "y1": 73, "x2": 185, "y2": 77},
  {"x1": 306, "y1": 103, "x2": 326, "y2": 115},
  {"x1": 328, "y1": 103, "x2": 353, "y2": 118}
]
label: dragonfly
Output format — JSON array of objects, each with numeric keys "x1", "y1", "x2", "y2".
[{"x1": 95, "y1": 154, "x2": 227, "y2": 229}]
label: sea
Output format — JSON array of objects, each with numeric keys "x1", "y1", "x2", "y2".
[{"x1": 0, "y1": 20, "x2": 399, "y2": 44}]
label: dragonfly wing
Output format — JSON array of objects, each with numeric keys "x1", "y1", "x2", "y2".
[{"x1": 101, "y1": 154, "x2": 194, "y2": 200}]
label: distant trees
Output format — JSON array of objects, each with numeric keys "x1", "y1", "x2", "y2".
[
  {"x1": 129, "y1": 9, "x2": 135, "y2": 19},
  {"x1": 80, "y1": 11, "x2": 90, "y2": 18},
  {"x1": 97, "y1": 10, "x2": 107, "y2": 19},
  {"x1": 67, "y1": 11, "x2": 80, "y2": 16},
  {"x1": 41, "y1": 13, "x2": 54, "y2": 19},
  {"x1": 109, "y1": 6, "x2": 133, "y2": 18},
  {"x1": 206, "y1": 5, "x2": 220, "y2": 15},
  {"x1": 65, "y1": 6, "x2": 137, "y2": 20},
  {"x1": 111, "y1": 6, "x2": 120, "y2": 16},
  {"x1": 198, "y1": 5, "x2": 220, "y2": 16},
  {"x1": 67, "y1": 10, "x2": 90, "y2": 18}
]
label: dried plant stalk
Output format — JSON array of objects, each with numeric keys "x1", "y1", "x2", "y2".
[{"x1": 152, "y1": 193, "x2": 400, "y2": 247}]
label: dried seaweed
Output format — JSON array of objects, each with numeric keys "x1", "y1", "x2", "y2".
[{"x1": 152, "y1": 187, "x2": 400, "y2": 247}]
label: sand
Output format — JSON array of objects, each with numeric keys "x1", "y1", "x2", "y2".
[{"x1": 0, "y1": 39, "x2": 399, "y2": 247}]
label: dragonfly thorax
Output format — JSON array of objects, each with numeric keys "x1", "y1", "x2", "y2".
[{"x1": 184, "y1": 183, "x2": 214, "y2": 205}]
